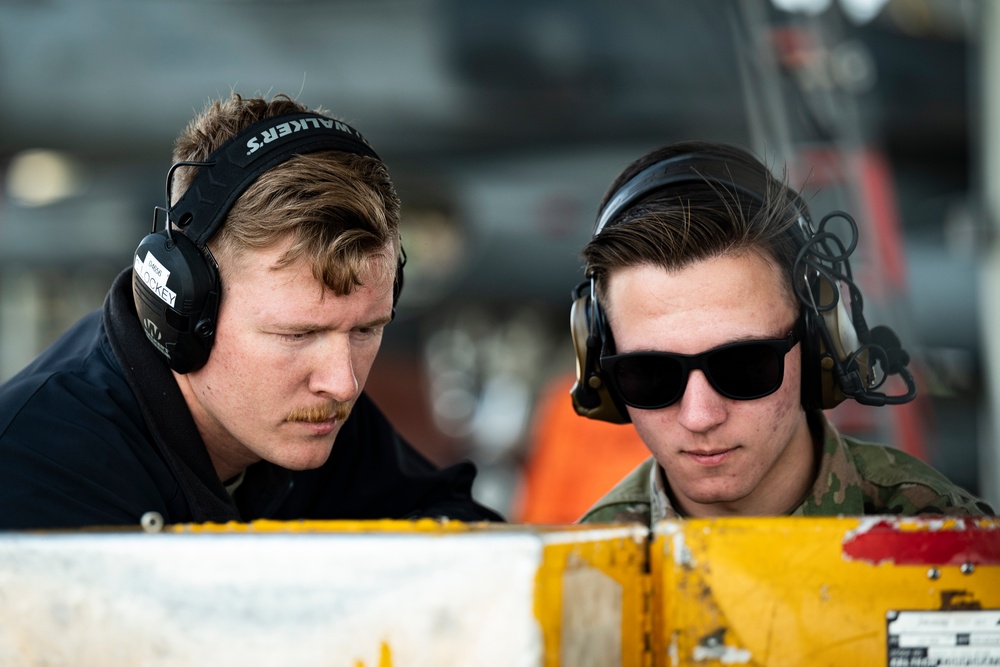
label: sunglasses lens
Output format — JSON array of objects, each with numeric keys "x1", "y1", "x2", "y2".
[
  {"x1": 707, "y1": 344, "x2": 784, "y2": 399},
  {"x1": 612, "y1": 354, "x2": 685, "y2": 408}
]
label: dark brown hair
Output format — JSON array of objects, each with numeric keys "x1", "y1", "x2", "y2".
[{"x1": 582, "y1": 140, "x2": 805, "y2": 306}]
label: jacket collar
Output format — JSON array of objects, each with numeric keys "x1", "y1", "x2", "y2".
[{"x1": 102, "y1": 268, "x2": 241, "y2": 523}]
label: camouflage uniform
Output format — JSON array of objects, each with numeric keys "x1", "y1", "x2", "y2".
[{"x1": 579, "y1": 414, "x2": 995, "y2": 525}]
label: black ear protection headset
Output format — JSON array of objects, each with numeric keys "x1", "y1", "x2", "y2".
[
  {"x1": 132, "y1": 112, "x2": 405, "y2": 373},
  {"x1": 570, "y1": 152, "x2": 917, "y2": 423}
]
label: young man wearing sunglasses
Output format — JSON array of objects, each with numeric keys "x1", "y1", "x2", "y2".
[{"x1": 571, "y1": 140, "x2": 994, "y2": 524}]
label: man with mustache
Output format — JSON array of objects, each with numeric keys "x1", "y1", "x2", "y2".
[
  {"x1": 0, "y1": 93, "x2": 503, "y2": 529},
  {"x1": 571, "y1": 140, "x2": 994, "y2": 524}
]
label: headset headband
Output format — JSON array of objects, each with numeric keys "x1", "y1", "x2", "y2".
[
  {"x1": 169, "y1": 112, "x2": 381, "y2": 246},
  {"x1": 595, "y1": 153, "x2": 805, "y2": 238}
]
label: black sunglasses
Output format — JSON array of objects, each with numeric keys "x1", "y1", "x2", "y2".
[{"x1": 601, "y1": 321, "x2": 804, "y2": 410}]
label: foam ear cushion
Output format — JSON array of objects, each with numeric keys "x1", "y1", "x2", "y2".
[
  {"x1": 569, "y1": 291, "x2": 630, "y2": 424},
  {"x1": 569, "y1": 294, "x2": 597, "y2": 406}
]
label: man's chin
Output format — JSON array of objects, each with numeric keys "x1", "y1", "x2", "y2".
[
  {"x1": 677, "y1": 483, "x2": 754, "y2": 512},
  {"x1": 269, "y1": 437, "x2": 337, "y2": 471}
]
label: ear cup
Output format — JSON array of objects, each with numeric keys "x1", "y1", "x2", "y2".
[
  {"x1": 569, "y1": 285, "x2": 629, "y2": 424},
  {"x1": 799, "y1": 275, "x2": 871, "y2": 410},
  {"x1": 132, "y1": 231, "x2": 220, "y2": 374}
]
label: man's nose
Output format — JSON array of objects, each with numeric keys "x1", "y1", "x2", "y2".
[
  {"x1": 675, "y1": 370, "x2": 727, "y2": 433},
  {"x1": 308, "y1": 335, "x2": 359, "y2": 402}
]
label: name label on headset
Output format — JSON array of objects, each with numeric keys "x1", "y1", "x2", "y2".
[
  {"x1": 244, "y1": 117, "x2": 369, "y2": 156},
  {"x1": 134, "y1": 251, "x2": 177, "y2": 308}
]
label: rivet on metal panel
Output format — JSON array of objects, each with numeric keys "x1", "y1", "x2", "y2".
[
  {"x1": 960, "y1": 562, "x2": 975, "y2": 575},
  {"x1": 927, "y1": 567, "x2": 941, "y2": 580},
  {"x1": 141, "y1": 511, "x2": 165, "y2": 533}
]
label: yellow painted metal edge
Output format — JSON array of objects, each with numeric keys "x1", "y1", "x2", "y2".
[
  {"x1": 652, "y1": 516, "x2": 1000, "y2": 667},
  {"x1": 535, "y1": 527, "x2": 652, "y2": 667}
]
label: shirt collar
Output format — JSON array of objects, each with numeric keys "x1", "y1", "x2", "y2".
[{"x1": 650, "y1": 461, "x2": 680, "y2": 523}]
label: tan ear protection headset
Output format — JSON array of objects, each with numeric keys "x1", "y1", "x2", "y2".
[
  {"x1": 570, "y1": 152, "x2": 916, "y2": 423},
  {"x1": 132, "y1": 112, "x2": 405, "y2": 373}
]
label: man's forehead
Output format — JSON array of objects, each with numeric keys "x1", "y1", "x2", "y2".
[{"x1": 603, "y1": 256, "x2": 796, "y2": 321}]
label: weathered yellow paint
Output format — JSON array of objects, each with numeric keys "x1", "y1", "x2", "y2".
[
  {"x1": 20, "y1": 516, "x2": 999, "y2": 665},
  {"x1": 352, "y1": 640, "x2": 393, "y2": 667},
  {"x1": 652, "y1": 516, "x2": 1000, "y2": 667},
  {"x1": 533, "y1": 529, "x2": 651, "y2": 667}
]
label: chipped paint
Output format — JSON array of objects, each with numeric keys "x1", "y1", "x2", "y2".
[
  {"x1": 692, "y1": 628, "x2": 753, "y2": 664},
  {"x1": 7, "y1": 517, "x2": 998, "y2": 665},
  {"x1": 533, "y1": 527, "x2": 651, "y2": 667},
  {"x1": 652, "y1": 516, "x2": 1000, "y2": 665},
  {"x1": 691, "y1": 644, "x2": 753, "y2": 664},
  {"x1": 0, "y1": 522, "x2": 649, "y2": 666},
  {"x1": 841, "y1": 516, "x2": 1000, "y2": 566},
  {"x1": 839, "y1": 515, "x2": 887, "y2": 543},
  {"x1": 674, "y1": 530, "x2": 696, "y2": 568},
  {"x1": 660, "y1": 522, "x2": 696, "y2": 568},
  {"x1": 654, "y1": 523, "x2": 754, "y2": 666}
]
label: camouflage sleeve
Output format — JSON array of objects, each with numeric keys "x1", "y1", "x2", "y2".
[
  {"x1": 578, "y1": 502, "x2": 652, "y2": 526},
  {"x1": 859, "y1": 479, "x2": 995, "y2": 516},
  {"x1": 849, "y1": 441, "x2": 996, "y2": 516},
  {"x1": 576, "y1": 458, "x2": 657, "y2": 525}
]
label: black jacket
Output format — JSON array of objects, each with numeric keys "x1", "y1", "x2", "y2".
[{"x1": 0, "y1": 269, "x2": 503, "y2": 530}]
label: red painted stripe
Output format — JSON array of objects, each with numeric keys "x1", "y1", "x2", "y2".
[{"x1": 842, "y1": 520, "x2": 1000, "y2": 566}]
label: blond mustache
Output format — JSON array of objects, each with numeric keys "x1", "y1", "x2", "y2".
[{"x1": 285, "y1": 402, "x2": 352, "y2": 424}]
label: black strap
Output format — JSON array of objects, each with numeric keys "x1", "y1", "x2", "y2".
[{"x1": 169, "y1": 112, "x2": 381, "y2": 246}]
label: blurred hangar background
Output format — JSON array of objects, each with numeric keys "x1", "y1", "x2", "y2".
[{"x1": 1, "y1": 0, "x2": 998, "y2": 519}]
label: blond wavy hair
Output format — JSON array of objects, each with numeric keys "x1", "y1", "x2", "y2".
[{"x1": 171, "y1": 92, "x2": 401, "y2": 296}]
